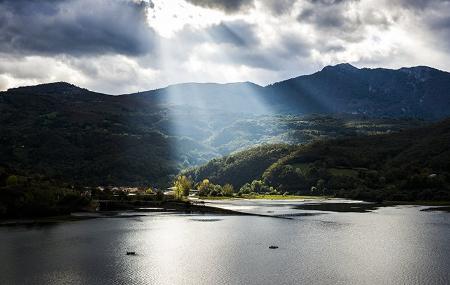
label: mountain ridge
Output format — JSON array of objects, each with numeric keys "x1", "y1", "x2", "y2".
[
  {"x1": 3, "y1": 63, "x2": 449, "y2": 96},
  {"x1": 2, "y1": 63, "x2": 450, "y2": 119},
  {"x1": 5, "y1": 82, "x2": 94, "y2": 95}
]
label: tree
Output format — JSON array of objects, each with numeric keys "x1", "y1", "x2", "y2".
[
  {"x1": 222, "y1": 184, "x2": 234, "y2": 197},
  {"x1": 238, "y1": 183, "x2": 252, "y2": 195},
  {"x1": 197, "y1": 179, "x2": 213, "y2": 196},
  {"x1": 211, "y1": 184, "x2": 222, "y2": 196},
  {"x1": 174, "y1": 176, "x2": 192, "y2": 199},
  {"x1": 250, "y1": 180, "x2": 264, "y2": 193}
]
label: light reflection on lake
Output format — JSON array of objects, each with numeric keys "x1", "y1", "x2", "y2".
[{"x1": 0, "y1": 201, "x2": 449, "y2": 285}]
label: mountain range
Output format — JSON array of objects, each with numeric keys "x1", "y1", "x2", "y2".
[
  {"x1": 5, "y1": 63, "x2": 450, "y2": 118},
  {"x1": 1, "y1": 63, "x2": 449, "y2": 186},
  {"x1": 132, "y1": 63, "x2": 450, "y2": 119}
]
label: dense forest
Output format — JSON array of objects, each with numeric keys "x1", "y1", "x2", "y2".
[
  {"x1": 187, "y1": 119, "x2": 450, "y2": 201},
  {"x1": 183, "y1": 144, "x2": 297, "y2": 189},
  {"x1": 0, "y1": 166, "x2": 91, "y2": 217},
  {"x1": 0, "y1": 82, "x2": 421, "y2": 186}
]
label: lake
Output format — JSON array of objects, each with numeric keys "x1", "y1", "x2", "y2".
[{"x1": 0, "y1": 200, "x2": 449, "y2": 285}]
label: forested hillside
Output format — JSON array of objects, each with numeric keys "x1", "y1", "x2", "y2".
[
  {"x1": 265, "y1": 64, "x2": 450, "y2": 119},
  {"x1": 183, "y1": 144, "x2": 297, "y2": 189},
  {"x1": 1, "y1": 81, "x2": 420, "y2": 186},
  {"x1": 0, "y1": 83, "x2": 176, "y2": 186},
  {"x1": 188, "y1": 119, "x2": 450, "y2": 201}
]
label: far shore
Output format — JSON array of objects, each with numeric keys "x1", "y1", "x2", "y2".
[
  {"x1": 0, "y1": 200, "x2": 292, "y2": 226},
  {"x1": 1, "y1": 198, "x2": 449, "y2": 227},
  {"x1": 193, "y1": 195, "x2": 329, "y2": 201}
]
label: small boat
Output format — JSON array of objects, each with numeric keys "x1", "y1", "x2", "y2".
[
  {"x1": 126, "y1": 251, "x2": 136, "y2": 255},
  {"x1": 269, "y1": 245, "x2": 278, "y2": 249}
]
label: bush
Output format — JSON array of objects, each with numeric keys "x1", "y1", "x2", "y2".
[
  {"x1": 6, "y1": 175, "x2": 18, "y2": 186},
  {"x1": 222, "y1": 184, "x2": 234, "y2": 197}
]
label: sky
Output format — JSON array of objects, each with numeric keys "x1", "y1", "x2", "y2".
[{"x1": 0, "y1": 0, "x2": 449, "y2": 94}]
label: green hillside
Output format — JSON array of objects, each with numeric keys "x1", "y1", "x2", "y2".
[
  {"x1": 1, "y1": 83, "x2": 418, "y2": 187},
  {"x1": 183, "y1": 144, "x2": 297, "y2": 189},
  {"x1": 188, "y1": 119, "x2": 450, "y2": 201}
]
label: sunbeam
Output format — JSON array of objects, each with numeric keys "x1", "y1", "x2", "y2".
[{"x1": 147, "y1": 15, "x2": 280, "y2": 170}]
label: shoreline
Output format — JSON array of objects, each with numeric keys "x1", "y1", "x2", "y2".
[
  {"x1": 193, "y1": 195, "x2": 329, "y2": 201},
  {"x1": 2, "y1": 199, "x2": 449, "y2": 227},
  {"x1": 0, "y1": 201, "x2": 291, "y2": 227}
]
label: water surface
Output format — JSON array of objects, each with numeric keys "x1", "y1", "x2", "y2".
[{"x1": 0, "y1": 200, "x2": 449, "y2": 285}]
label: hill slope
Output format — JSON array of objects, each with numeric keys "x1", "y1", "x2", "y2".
[
  {"x1": 1, "y1": 80, "x2": 422, "y2": 186},
  {"x1": 188, "y1": 119, "x2": 450, "y2": 201},
  {"x1": 183, "y1": 144, "x2": 297, "y2": 188},
  {"x1": 266, "y1": 64, "x2": 450, "y2": 119},
  {"x1": 264, "y1": 119, "x2": 450, "y2": 201},
  {"x1": 2, "y1": 63, "x2": 450, "y2": 187},
  {"x1": 0, "y1": 83, "x2": 177, "y2": 186}
]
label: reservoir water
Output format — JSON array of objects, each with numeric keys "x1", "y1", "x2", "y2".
[{"x1": 0, "y1": 200, "x2": 449, "y2": 284}]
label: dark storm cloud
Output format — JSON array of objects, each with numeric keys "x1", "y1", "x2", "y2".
[
  {"x1": 197, "y1": 28, "x2": 312, "y2": 71},
  {"x1": 262, "y1": 0, "x2": 297, "y2": 15},
  {"x1": 207, "y1": 21, "x2": 260, "y2": 47},
  {"x1": 298, "y1": 7, "x2": 347, "y2": 28},
  {"x1": 398, "y1": 0, "x2": 450, "y2": 9},
  {"x1": 185, "y1": 0, "x2": 254, "y2": 13},
  {"x1": 299, "y1": 0, "x2": 360, "y2": 29},
  {"x1": 308, "y1": 0, "x2": 353, "y2": 4},
  {"x1": 175, "y1": 20, "x2": 260, "y2": 48},
  {"x1": 430, "y1": 14, "x2": 450, "y2": 31},
  {"x1": 297, "y1": 0, "x2": 393, "y2": 43},
  {"x1": 173, "y1": 18, "x2": 311, "y2": 71},
  {"x1": 0, "y1": 0, "x2": 156, "y2": 56},
  {"x1": 416, "y1": 0, "x2": 450, "y2": 50}
]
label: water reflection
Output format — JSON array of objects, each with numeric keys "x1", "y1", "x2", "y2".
[{"x1": 0, "y1": 203, "x2": 449, "y2": 285}]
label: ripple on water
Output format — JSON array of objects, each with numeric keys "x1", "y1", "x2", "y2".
[{"x1": 189, "y1": 218, "x2": 223, "y2": 222}]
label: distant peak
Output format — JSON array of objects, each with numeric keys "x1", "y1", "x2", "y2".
[
  {"x1": 399, "y1": 66, "x2": 435, "y2": 72},
  {"x1": 336, "y1": 63, "x2": 358, "y2": 69},
  {"x1": 323, "y1": 63, "x2": 359, "y2": 72},
  {"x1": 399, "y1": 66, "x2": 437, "y2": 81},
  {"x1": 7, "y1": 81, "x2": 89, "y2": 95}
]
